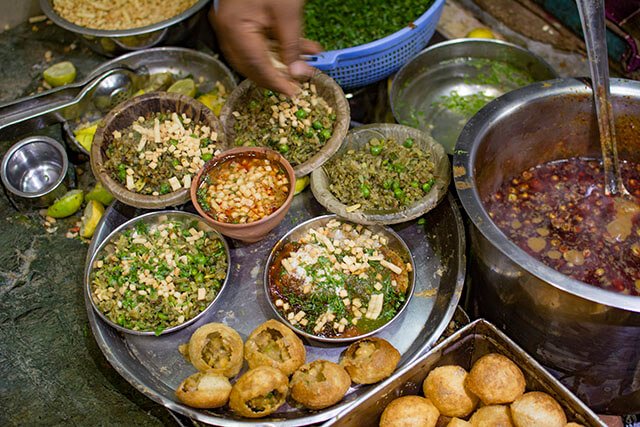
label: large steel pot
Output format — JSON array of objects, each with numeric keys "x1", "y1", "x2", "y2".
[{"x1": 454, "y1": 77, "x2": 640, "y2": 414}]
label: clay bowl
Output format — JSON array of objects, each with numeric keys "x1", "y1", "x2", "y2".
[
  {"x1": 190, "y1": 147, "x2": 295, "y2": 242},
  {"x1": 310, "y1": 124, "x2": 450, "y2": 225},
  {"x1": 219, "y1": 71, "x2": 350, "y2": 178},
  {"x1": 91, "y1": 91, "x2": 225, "y2": 209}
]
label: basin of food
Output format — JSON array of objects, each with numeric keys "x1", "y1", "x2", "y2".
[
  {"x1": 454, "y1": 77, "x2": 640, "y2": 414},
  {"x1": 391, "y1": 39, "x2": 557, "y2": 154}
]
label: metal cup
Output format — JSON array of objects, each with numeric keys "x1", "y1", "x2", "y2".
[{"x1": 1, "y1": 136, "x2": 70, "y2": 210}]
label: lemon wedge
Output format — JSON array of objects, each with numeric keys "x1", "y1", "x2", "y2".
[
  {"x1": 466, "y1": 28, "x2": 495, "y2": 39},
  {"x1": 197, "y1": 91, "x2": 225, "y2": 116},
  {"x1": 167, "y1": 78, "x2": 197, "y2": 98},
  {"x1": 73, "y1": 123, "x2": 98, "y2": 152},
  {"x1": 294, "y1": 176, "x2": 310, "y2": 195},
  {"x1": 47, "y1": 189, "x2": 84, "y2": 218},
  {"x1": 80, "y1": 200, "x2": 105, "y2": 238},
  {"x1": 43, "y1": 61, "x2": 77, "y2": 87},
  {"x1": 85, "y1": 182, "x2": 114, "y2": 206}
]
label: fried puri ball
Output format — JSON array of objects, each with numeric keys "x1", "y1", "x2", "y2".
[
  {"x1": 290, "y1": 359, "x2": 351, "y2": 409},
  {"x1": 175, "y1": 372, "x2": 232, "y2": 409},
  {"x1": 423, "y1": 365, "x2": 478, "y2": 417},
  {"x1": 510, "y1": 391, "x2": 567, "y2": 427},
  {"x1": 447, "y1": 418, "x2": 472, "y2": 427},
  {"x1": 469, "y1": 405, "x2": 514, "y2": 427},
  {"x1": 183, "y1": 323, "x2": 244, "y2": 377},
  {"x1": 465, "y1": 353, "x2": 525, "y2": 405},
  {"x1": 565, "y1": 423, "x2": 585, "y2": 427},
  {"x1": 379, "y1": 395, "x2": 440, "y2": 427},
  {"x1": 229, "y1": 366, "x2": 289, "y2": 418},
  {"x1": 340, "y1": 337, "x2": 400, "y2": 384},
  {"x1": 244, "y1": 319, "x2": 306, "y2": 376}
]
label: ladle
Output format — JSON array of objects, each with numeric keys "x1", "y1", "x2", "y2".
[
  {"x1": 576, "y1": 0, "x2": 631, "y2": 197},
  {"x1": 0, "y1": 67, "x2": 142, "y2": 139}
]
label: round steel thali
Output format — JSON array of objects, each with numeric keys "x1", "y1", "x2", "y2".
[{"x1": 84, "y1": 190, "x2": 466, "y2": 426}]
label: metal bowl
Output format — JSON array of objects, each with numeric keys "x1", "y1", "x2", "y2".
[
  {"x1": 264, "y1": 214, "x2": 416, "y2": 344},
  {"x1": 310, "y1": 124, "x2": 450, "y2": 225},
  {"x1": 390, "y1": 38, "x2": 558, "y2": 154},
  {"x1": 40, "y1": 0, "x2": 210, "y2": 57},
  {"x1": 85, "y1": 210, "x2": 231, "y2": 336},
  {"x1": 1, "y1": 136, "x2": 69, "y2": 209},
  {"x1": 453, "y1": 77, "x2": 640, "y2": 414}
]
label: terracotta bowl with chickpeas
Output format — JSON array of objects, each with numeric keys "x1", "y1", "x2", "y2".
[{"x1": 190, "y1": 147, "x2": 296, "y2": 242}]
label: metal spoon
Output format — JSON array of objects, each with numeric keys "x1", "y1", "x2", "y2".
[
  {"x1": 576, "y1": 0, "x2": 631, "y2": 197},
  {"x1": 0, "y1": 67, "x2": 142, "y2": 140}
]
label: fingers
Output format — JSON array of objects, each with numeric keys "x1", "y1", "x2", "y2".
[
  {"x1": 271, "y1": 0, "x2": 305, "y2": 66},
  {"x1": 300, "y1": 38, "x2": 323, "y2": 55}
]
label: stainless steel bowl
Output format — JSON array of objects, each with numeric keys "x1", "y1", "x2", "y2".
[
  {"x1": 85, "y1": 210, "x2": 231, "y2": 336},
  {"x1": 390, "y1": 39, "x2": 558, "y2": 154},
  {"x1": 264, "y1": 214, "x2": 416, "y2": 344},
  {"x1": 1, "y1": 136, "x2": 69, "y2": 209},
  {"x1": 454, "y1": 77, "x2": 640, "y2": 414},
  {"x1": 40, "y1": 0, "x2": 210, "y2": 57}
]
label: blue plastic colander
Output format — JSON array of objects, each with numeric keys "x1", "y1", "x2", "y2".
[{"x1": 306, "y1": 0, "x2": 446, "y2": 90}]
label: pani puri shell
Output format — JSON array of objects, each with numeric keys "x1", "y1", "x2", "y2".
[
  {"x1": 340, "y1": 337, "x2": 400, "y2": 384},
  {"x1": 229, "y1": 366, "x2": 289, "y2": 418},
  {"x1": 290, "y1": 359, "x2": 351, "y2": 409},
  {"x1": 510, "y1": 391, "x2": 567, "y2": 427},
  {"x1": 423, "y1": 365, "x2": 478, "y2": 417},
  {"x1": 244, "y1": 319, "x2": 306, "y2": 376},
  {"x1": 469, "y1": 405, "x2": 514, "y2": 427},
  {"x1": 187, "y1": 322, "x2": 244, "y2": 377},
  {"x1": 379, "y1": 395, "x2": 440, "y2": 427},
  {"x1": 175, "y1": 372, "x2": 232, "y2": 409},
  {"x1": 448, "y1": 418, "x2": 473, "y2": 427},
  {"x1": 466, "y1": 353, "x2": 525, "y2": 405}
]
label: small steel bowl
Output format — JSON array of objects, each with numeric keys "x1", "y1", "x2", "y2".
[
  {"x1": 390, "y1": 38, "x2": 558, "y2": 154},
  {"x1": 40, "y1": 0, "x2": 210, "y2": 57},
  {"x1": 264, "y1": 214, "x2": 416, "y2": 344},
  {"x1": 85, "y1": 210, "x2": 231, "y2": 336},
  {"x1": 1, "y1": 136, "x2": 69, "y2": 209}
]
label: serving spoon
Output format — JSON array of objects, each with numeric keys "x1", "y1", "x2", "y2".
[{"x1": 576, "y1": 0, "x2": 631, "y2": 198}]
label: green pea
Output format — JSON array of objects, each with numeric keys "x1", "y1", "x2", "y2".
[
  {"x1": 304, "y1": 129, "x2": 315, "y2": 138},
  {"x1": 360, "y1": 184, "x2": 371, "y2": 198},
  {"x1": 117, "y1": 164, "x2": 126, "y2": 182},
  {"x1": 417, "y1": 218, "x2": 426, "y2": 225},
  {"x1": 278, "y1": 144, "x2": 290, "y2": 154},
  {"x1": 393, "y1": 187, "x2": 404, "y2": 199},
  {"x1": 202, "y1": 152, "x2": 213, "y2": 162},
  {"x1": 264, "y1": 90, "x2": 275, "y2": 98},
  {"x1": 410, "y1": 181, "x2": 419, "y2": 188},
  {"x1": 403, "y1": 138, "x2": 414, "y2": 148},
  {"x1": 422, "y1": 178, "x2": 435, "y2": 193},
  {"x1": 159, "y1": 183, "x2": 171, "y2": 195},
  {"x1": 295, "y1": 109, "x2": 307, "y2": 119},
  {"x1": 320, "y1": 129, "x2": 332, "y2": 140},
  {"x1": 370, "y1": 145, "x2": 383, "y2": 155},
  {"x1": 312, "y1": 120, "x2": 323, "y2": 130}
]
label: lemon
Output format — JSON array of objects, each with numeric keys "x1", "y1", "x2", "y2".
[
  {"x1": 132, "y1": 89, "x2": 146, "y2": 97},
  {"x1": 46, "y1": 189, "x2": 84, "y2": 218},
  {"x1": 80, "y1": 200, "x2": 105, "y2": 238},
  {"x1": 73, "y1": 123, "x2": 98, "y2": 152},
  {"x1": 85, "y1": 182, "x2": 114, "y2": 206},
  {"x1": 197, "y1": 91, "x2": 225, "y2": 116},
  {"x1": 43, "y1": 61, "x2": 77, "y2": 87},
  {"x1": 294, "y1": 176, "x2": 310, "y2": 195},
  {"x1": 167, "y1": 78, "x2": 197, "y2": 98},
  {"x1": 466, "y1": 27, "x2": 495, "y2": 39}
]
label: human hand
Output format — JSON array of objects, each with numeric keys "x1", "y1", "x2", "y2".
[{"x1": 210, "y1": 0, "x2": 322, "y2": 97}]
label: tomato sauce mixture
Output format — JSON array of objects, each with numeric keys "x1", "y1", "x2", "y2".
[{"x1": 485, "y1": 157, "x2": 640, "y2": 295}]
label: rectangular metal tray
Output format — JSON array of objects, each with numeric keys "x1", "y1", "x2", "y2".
[{"x1": 324, "y1": 319, "x2": 605, "y2": 426}]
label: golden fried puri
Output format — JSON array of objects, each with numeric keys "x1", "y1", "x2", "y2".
[
  {"x1": 379, "y1": 395, "x2": 440, "y2": 427},
  {"x1": 175, "y1": 372, "x2": 232, "y2": 409},
  {"x1": 465, "y1": 353, "x2": 526, "y2": 405},
  {"x1": 244, "y1": 319, "x2": 306, "y2": 376},
  {"x1": 469, "y1": 405, "x2": 514, "y2": 427},
  {"x1": 185, "y1": 323, "x2": 244, "y2": 377},
  {"x1": 290, "y1": 359, "x2": 351, "y2": 409},
  {"x1": 447, "y1": 418, "x2": 472, "y2": 427},
  {"x1": 565, "y1": 423, "x2": 585, "y2": 427},
  {"x1": 510, "y1": 391, "x2": 567, "y2": 427},
  {"x1": 229, "y1": 366, "x2": 289, "y2": 418},
  {"x1": 423, "y1": 365, "x2": 478, "y2": 417},
  {"x1": 340, "y1": 337, "x2": 400, "y2": 384}
]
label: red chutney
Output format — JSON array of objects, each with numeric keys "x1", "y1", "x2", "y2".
[{"x1": 485, "y1": 157, "x2": 640, "y2": 295}]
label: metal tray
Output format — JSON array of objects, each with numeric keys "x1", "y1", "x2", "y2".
[
  {"x1": 84, "y1": 190, "x2": 466, "y2": 426},
  {"x1": 63, "y1": 47, "x2": 237, "y2": 155},
  {"x1": 324, "y1": 319, "x2": 605, "y2": 427}
]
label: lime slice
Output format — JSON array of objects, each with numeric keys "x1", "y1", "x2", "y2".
[
  {"x1": 73, "y1": 123, "x2": 98, "y2": 152},
  {"x1": 46, "y1": 189, "x2": 84, "y2": 218},
  {"x1": 85, "y1": 182, "x2": 114, "y2": 206},
  {"x1": 167, "y1": 78, "x2": 197, "y2": 98},
  {"x1": 80, "y1": 200, "x2": 105, "y2": 238},
  {"x1": 197, "y1": 91, "x2": 225, "y2": 116},
  {"x1": 294, "y1": 176, "x2": 309, "y2": 195},
  {"x1": 43, "y1": 61, "x2": 77, "y2": 87},
  {"x1": 466, "y1": 28, "x2": 495, "y2": 39}
]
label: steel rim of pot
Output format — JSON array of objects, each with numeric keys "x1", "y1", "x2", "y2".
[{"x1": 454, "y1": 76, "x2": 640, "y2": 313}]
